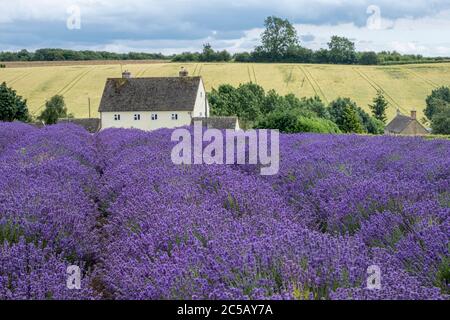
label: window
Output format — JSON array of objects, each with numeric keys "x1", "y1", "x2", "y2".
[
  {"x1": 199, "y1": 112, "x2": 203, "y2": 117},
  {"x1": 171, "y1": 113, "x2": 178, "y2": 121},
  {"x1": 134, "y1": 114, "x2": 141, "y2": 121},
  {"x1": 151, "y1": 114, "x2": 158, "y2": 121},
  {"x1": 114, "y1": 114, "x2": 121, "y2": 121}
]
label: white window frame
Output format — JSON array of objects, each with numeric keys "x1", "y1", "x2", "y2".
[
  {"x1": 114, "y1": 114, "x2": 121, "y2": 121},
  {"x1": 171, "y1": 113, "x2": 178, "y2": 121},
  {"x1": 151, "y1": 113, "x2": 158, "y2": 121},
  {"x1": 134, "y1": 114, "x2": 141, "y2": 121}
]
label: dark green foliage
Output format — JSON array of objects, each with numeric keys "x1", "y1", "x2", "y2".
[
  {"x1": 296, "y1": 117, "x2": 341, "y2": 134},
  {"x1": 38, "y1": 95, "x2": 71, "y2": 125},
  {"x1": 209, "y1": 82, "x2": 348, "y2": 134},
  {"x1": 329, "y1": 97, "x2": 381, "y2": 134},
  {"x1": 208, "y1": 83, "x2": 263, "y2": 127},
  {"x1": 358, "y1": 52, "x2": 379, "y2": 65},
  {"x1": 256, "y1": 111, "x2": 340, "y2": 134},
  {"x1": 425, "y1": 86, "x2": 450, "y2": 121},
  {"x1": 0, "y1": 48, "x2": 168, "y2": 62},
  {"x1": 256, "y1": 110, "x2": 300, "y2": 133},
  {"x1": 0, "y1": 82, "x2": 30, "y2": 122},
  {"x1": 341, "y1": 104, "x2": 364, "y2": 133},
  {"x1": 431, "y1": 108, "x2": 450, "y2": 135},
  {"x1": 233, "y1": 52, "x2": 253, "y2": 63},
  {"x1": 254, "y1": 16, "x2": 300, "y2": 61},
  {"x1": 327, "y1": 36, "x2": 357, "y2": 65},
  {"x1": 369, "y1": 91, "x2": 389, "y2": 123},
  {"x1": 365, "y1": 117, "x2": 385, "y2": 135},
  {"x1": 172, "y1": 43, "x2": 232, "y2": 62}
]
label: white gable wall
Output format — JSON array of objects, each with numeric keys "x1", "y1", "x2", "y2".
[{"x1": 192, "y1": 79, "x2": 210, "y2": 118}]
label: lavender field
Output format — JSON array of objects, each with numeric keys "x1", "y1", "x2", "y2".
[{"x1": 0, "y1": 122, "x2": 449, "y2": 300}]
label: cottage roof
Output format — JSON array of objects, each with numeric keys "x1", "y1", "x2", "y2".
[
  {"x1": 191, "y1": 117, "x2": 239, "y2": 130},
  {"x1": 98, "y1": 77, "x2": 202, "y2": 112},
  {"x1": 385, "y1": 114, "x2": 415, "y2": 134},
  {"x1": 57, "y1": 118, "x2": 101, "y2": 133}
]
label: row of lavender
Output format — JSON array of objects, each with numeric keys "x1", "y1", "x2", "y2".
[
  {"x1": 0, "y1": 123, "x2": 99, "y2": 299},
  {"x1": 0, "y1": 123, "x2": 448, "y2": 299}
]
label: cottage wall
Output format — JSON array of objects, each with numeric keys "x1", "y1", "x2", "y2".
[
  {"x1": 192, "y1": 79, "x2": 210, "y2": 118},
  {"x1": 401, "y1": 120, "x2": 429, "y2": 135},
  {"x1": 101, "y1": 111, "x2": 194, "y2": 130}
]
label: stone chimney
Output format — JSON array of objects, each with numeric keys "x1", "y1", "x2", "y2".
[
  {"x1": 179, "y1": 67, "x2": 189, "y2": 77},
  {"x1": 122, "y1": 70, "x2": 132, "y2": 79},
  {"x1": 410, "y1": 110, "x2": 417, "y2": 120}
]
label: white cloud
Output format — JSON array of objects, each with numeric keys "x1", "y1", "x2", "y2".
[{"x1": 0, "y1": 0, "x2": 449, "y2": 56}]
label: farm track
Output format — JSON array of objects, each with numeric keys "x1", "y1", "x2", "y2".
[
  {"x1": 353, "y1": 67, "x2": 408, "y2": 114},
  {"x1": 403, "y1": 68, "x2": 440, "y2": 88},
  {"x1": 247, "y1": 65, "x2": 252, "y2": 83},
  {"x1": 8, "y1": 71, "x2": 34, "y2": 85},
  {"x1": 197, "y1": 64, "x2": 203, "y2": 76},
  {"x1": 33, "y1": 67, "x2": 94, "y2": 115},
  {"x1": 298, "y1": 66, "x2": 329, "y2": 104},
  {"x1": 252, "y1": 65, "x2": 258, "y2": 84},
  {"x1": 285, "y1": 67, "x2": 294, "y2": 89},
  {"x1": 192, "y1": 64, "x2": 199, "y2": 76}
]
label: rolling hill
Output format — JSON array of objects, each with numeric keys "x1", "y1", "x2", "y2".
[{"x1": 1, "y1": 62, "x2": 449, "y2": 121}]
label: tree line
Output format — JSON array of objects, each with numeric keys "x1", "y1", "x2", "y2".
[
  {"x1": 208, "y1": 83, "x2": 385, "y2": 134},
  {"x1": 207, "y1": 82, "x2": 450, "y2": 135},
  {"x1": 0, "y1": 81, "x2": 448, "y2": 135},
  {"x1": 2, "y1": 17, "x2": 448, "y2": 65},
  {"x1": 173, "y1": 16, "x2": 447, "y2": 65},
  {"x1": 0, "y1": 49, "x2": 168, "y2": 62}
]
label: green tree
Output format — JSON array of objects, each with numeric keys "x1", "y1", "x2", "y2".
[
  {"x1": 209, "y1": 83, "x2": 263, "y2": 127},
  {"x1": 201, "y1": 43, "x2": 215, "y2": 62},
  {"x1": 431, "y1": 108, "x2": 450, "y2": 135},
  {"x1": 256, "y1": 110, "x2": 300, "y2": 133},
  {"x1": 358, "y1": 51, "x2": 379, "y2": 65},
  {"x1": 256, "y1": 110, "x2": 340, "y2": 134},
  {"x1": 369, "y1": 90, "x2": 389, "y2": 123},
  {"x1": 38, "y1": 95, "x2": 70, "y2": 125},
  {"x1": 425, "y1": 86, "x2": 450, "y2": 121},
  {"x1": 341, "y1": 104, "x2": 364, "y2": 133},
  {"x1": 329, "y1": 97, "x2": 365, "y2": 133},
  {"x1": 328, "y1": 36, "x2": 357, "y2": 64},
  {"x1": 0, "y1": 82, "x2": 30, "y2": 122},
  {"x1": 256, "y1": 16, "x2": 299, "y2": 61}
]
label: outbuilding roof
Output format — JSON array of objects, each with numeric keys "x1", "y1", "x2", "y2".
[
  {"x1": 57, "y1": 118, "x2": 101, "y2": 133},
  {"x1": 385, "y1": 114, "x2": 415, "y2": 134},
  {"x1": 191, "y1": 117, "x2": 239, "y2": 130}
]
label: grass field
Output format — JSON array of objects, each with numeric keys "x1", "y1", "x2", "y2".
[{"x1": 1, "y1": 62, "x2": 449, "y2": 120}]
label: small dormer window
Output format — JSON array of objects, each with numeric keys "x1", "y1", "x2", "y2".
[
  {"x1": 171, "y1": 114, "x2": 178, "y2": 121},
  {"x1": 134, "y1": 114, "x2": 141, "y2": 121},
  {"x1": 151, "y1": 114, "x2": 158, "y2": 121},
  {"x1": 114, "y1": 114, "x2": 121, "y2": 121}
]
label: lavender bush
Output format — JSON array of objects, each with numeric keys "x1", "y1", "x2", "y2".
[{"x1": 0, "y1": 122, "x2": 448, "y2": 300}]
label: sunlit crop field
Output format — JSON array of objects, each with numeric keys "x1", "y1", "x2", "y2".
[{"x1": 1, "y1": 62, "x2": 449, "y2": 119}]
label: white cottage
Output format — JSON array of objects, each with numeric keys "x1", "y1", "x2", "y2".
[{"x1": 98, "y1": 68, "x2": 209, "y2": 131}]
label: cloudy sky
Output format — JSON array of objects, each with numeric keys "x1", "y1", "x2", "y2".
[{"x1": 1, "y1": 0, "x2": 450, "y2": 56}]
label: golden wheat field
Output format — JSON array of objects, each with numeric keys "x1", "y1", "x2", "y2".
[{"x1": 1, "y1": 62, "x2": 449, "y2": 120}]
